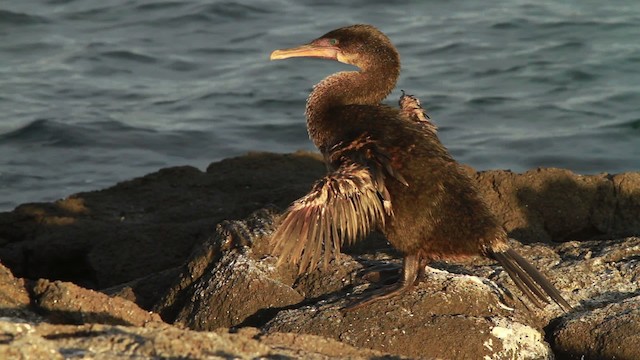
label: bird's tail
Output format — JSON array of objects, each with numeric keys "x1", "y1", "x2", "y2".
[{"x1": 491, "y1": 248, "x2": 572, "y2": 312}]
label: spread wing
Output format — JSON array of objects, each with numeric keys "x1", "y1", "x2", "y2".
[{"x1": 271, "y1": 135, "x2": 406, "y2": 274}]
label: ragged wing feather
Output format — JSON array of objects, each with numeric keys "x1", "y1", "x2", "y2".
[{"x1": 271, "y1": 161, "x2": 392, "y2": 274}]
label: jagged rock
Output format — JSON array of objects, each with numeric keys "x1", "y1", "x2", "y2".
[
  {"x1": 258, "y1": 236, "x2": 640, "y2": 358},
  {"x1": 0, "y1": 262, "x2": 400, "y2": 359},
  {"x1": 153, "y1": 208, "x2": 305, "y2": 329},
  {"x1": 550, "y1": 237, "x2": 640, "y2": 306},
  {"x1": 263, "y1": 275, "x2": 554, "y2": 360},
  {"x1": 0, "y1": 152, "x2": 639, "y2": 359}
]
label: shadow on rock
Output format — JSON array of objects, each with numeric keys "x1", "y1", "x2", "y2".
[
  {"x1": 472, "y1": 168, "x2": 640, "y2": 243},
  {"x1": 0, "y1": 152, "x2": 325, "y2": 290}
]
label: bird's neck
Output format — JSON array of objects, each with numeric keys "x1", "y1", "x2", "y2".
[{"x1": 305, "y1": 63, "x2": 399, "y2": 150}]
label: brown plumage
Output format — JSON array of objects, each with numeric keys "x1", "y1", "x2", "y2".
[
  {"x1": 269, "y1": 24, "x2": 571, "y2": 311},
  {"x1": 399, "y1": 90, "x2": 437, "y2": 134}
]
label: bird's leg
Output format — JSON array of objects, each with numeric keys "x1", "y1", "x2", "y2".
[
  {"x1": 344, "y1": 253, "x2": 421, "y2": 311},
  {"x1": 359, "y1": 262, "x2": 402, "y2": 285},
  {"x1": 416, "y1": 257, "x2": 431, "y2": 284},
  {"x1": 359, "y1": 256, "x2": 427, "y2": 285}
]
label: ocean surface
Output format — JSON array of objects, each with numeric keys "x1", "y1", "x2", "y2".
[{"x1": 1, "y1": 0, "x2": 639, "y2": 211}]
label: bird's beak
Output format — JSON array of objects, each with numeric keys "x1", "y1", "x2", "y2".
[{"x1": 270, "y1": 44, "x2": 339, "y2": 61}]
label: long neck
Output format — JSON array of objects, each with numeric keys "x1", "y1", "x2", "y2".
[{"x1": 305, "y1": 61, "x2": 399, "y2": 150}]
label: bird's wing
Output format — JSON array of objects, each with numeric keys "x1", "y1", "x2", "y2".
[
  {"x1": 398, "y1": 90, "x2": 437, "y2": 134},
  {"x1": 271, "y1": 135, "x2": 406, "y2": 274}
]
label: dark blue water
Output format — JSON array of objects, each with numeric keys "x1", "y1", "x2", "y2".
[{"x1": 1, "y1": 0, "x2": 639, "y2": 211}]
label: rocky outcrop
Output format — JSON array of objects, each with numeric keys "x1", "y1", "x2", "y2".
[
  {"x1": 471, "y1": 168, "x2": 640, "y2": 243},
  {"x1": 0, "y1": 317, "x2": 396, "y2": 359},
  {"x1": 552, "y1": 295, "x2": 640, "y2": 360},
  {"x1": 0, "y1": 151, "x2": 639, "y2": 359}
]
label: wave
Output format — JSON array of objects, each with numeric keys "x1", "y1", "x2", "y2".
[
  {"x1": 599, "y1": 118, "x2": 640, "y2": 131},
  {"x1": 0, "y1": 118, "x2": 224, "y2": 158},
  {"x1": 0, "y1": 10, "x2": 49, "y2": 25},
  {"x1": 0, "y1": 119, "x2": 131, "y2": 148},
  {"x1": 199, "y1": 2, "x2": 272, "y2": 19},
  {"x1": 100, "y1": 50, "x2": 158, "y2": 64}
]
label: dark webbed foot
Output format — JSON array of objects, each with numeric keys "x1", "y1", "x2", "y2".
[{"x1": 344, "y1": 253, "x2": 421, "y2": 311}]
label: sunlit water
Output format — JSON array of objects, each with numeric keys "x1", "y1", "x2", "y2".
[{"x1": 1, "y1": 0, "x2": 639, "y2": 210}]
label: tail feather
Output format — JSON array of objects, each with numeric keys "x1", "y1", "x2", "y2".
[
  {"x1": 493, "y1": 251, "x2": 547, "y2": 309},
  {"x1": 493, "y1": 248, "x2": 572, "y2": 312}
]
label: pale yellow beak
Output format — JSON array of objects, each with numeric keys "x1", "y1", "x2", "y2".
[{"x1": 270, "y1": 44, "x2": 339, "y2": 61}]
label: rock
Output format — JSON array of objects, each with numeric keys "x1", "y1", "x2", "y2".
[
  {"x1": 153, "y1": 208, "x2": 305, "y2": 330},
  {"x1": 258, "y1": 330, "x2": 409, "y2": 359},
  {"x1": 257, "y1": 235, "x2": 639, "y2": 359},
  {"x1": 31, "y1": 279, "x2": 162, "y2": 327},
  {"x1": 550, "y1": 237, "x2": 640, "y2": 306},
  {"x1": 0, "y1": 320, "x2": 63, "y2": 360},
  {"x1": 1, "y1": 153, "x2": 639, "y2": 292},
  {"x1": 0, "y1": 262, "x2": 31, "y2": 319},
  {"x1": 263, "y1": 271, "x2": 554, "y2": 360},
  {"x1": 552, "y1": 296, "x2": 640, "y2": 360},
  {"x1": 0, "y1": 152, "x2": 325, "y2": 289},
  {"x1": 102, "y1": 266, "x2": 182, "y2": 311},
  {"x1": 0, "y1": 152, "x2": 639, "y2": 359},
  {"x1": 259, "y1": 237, "x2": 598, "y2": 359},
  {"x1": 0, "y1": 319, "x2": 396, "y2": 360},
  {"x1": 0, "y1": 251, "x2": 400, "y2": 359},
  {"x1": 472, "y1": 168, "x2": 640, "y2": 243}
]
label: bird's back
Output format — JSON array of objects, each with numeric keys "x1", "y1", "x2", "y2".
[{"x1": 324, "y1": 104, "x2": 505, "y2": 258}]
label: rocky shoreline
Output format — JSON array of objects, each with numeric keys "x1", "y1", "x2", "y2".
[{"x1": 1, "y1": 151, "x2": 639, "y2": 359}]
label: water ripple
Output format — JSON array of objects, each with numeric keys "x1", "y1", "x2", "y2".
[
  {"x1": 0, "y1": 9, "x2": 49, "y2": 25},
  {"x1": 100, "y1": 50, "x2": 158, "y2": 64},
  {"x1": 1, "y1": 0, "x2": 640, "y2": 209}
]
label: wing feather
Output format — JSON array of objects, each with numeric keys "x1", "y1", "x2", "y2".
[
  {"x1": 271, "y1": 159, "x2": 395, "y2": 273},
  {"x1": 399, "y1": 90, "x2": 437, "y2": 135}
]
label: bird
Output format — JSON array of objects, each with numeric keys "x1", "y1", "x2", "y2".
[{"x1": 268, "y1": 24, "x2": 571, "y2": 311}]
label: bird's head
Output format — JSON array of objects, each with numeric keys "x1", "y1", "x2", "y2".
[{"x1": 270, "y1": 24, "x2": 399, "y2": 71}]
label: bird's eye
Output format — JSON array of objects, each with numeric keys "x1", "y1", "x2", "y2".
[{"x1": 329, "y1": 38, "x2": 339, "y2": 45}]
